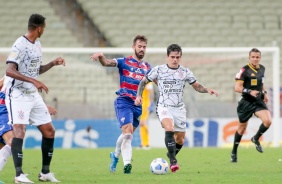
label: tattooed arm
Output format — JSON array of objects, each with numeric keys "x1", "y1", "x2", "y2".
[
  {"x1": 135, "y1": 77, "x2": 150, "y2": 106},
  {"x1": 90, "y1": 52, "x2": 117, "y2": 67},
  {"x1": 192, "y1": 81, "x2": 219, "y2": 96}
]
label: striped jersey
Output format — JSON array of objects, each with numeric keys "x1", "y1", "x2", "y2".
[
  {"x1": 115, "y1": 56, "x2": 151, "y2": 100},
  {"x1": 147, "y1": 64, "x2": 196, "y2": 107},
  {"x1": 6, "y1": 36, "x2": 42, "y2": 94},
  {"x1": 0, "y1": 91, "x2": 8, "y2": 123}
]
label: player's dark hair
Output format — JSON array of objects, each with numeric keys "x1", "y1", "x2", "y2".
[
  {"x1": 167, "y1": 44, "x2": 182, "y2": 56},
  {"x1": 249, "y1": 48, "x2": 261, "y2": 56},
  {"x1": 28, "y1": 14, "x2": 46, "y2": 30},
  {"x1": 133, "y1": 35, "x2": 148, "y2": 45}
]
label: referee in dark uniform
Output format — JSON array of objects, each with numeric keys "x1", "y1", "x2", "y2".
[{"x1": 230, "y1": 48, "x2": 272, "y2": 163}]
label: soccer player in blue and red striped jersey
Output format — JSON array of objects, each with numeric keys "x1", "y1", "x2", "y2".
[{"x1": 90, "y1": 35, "x2": 151, "y2": 174}]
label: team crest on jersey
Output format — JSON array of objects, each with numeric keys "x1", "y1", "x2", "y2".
[
  {"x1": 178, "y1": 70, "x2": 184, "y2": 78},
  {"x1": 136, "y1": 68, "x2": 142, "y2": 73},
  {"x1": 18, "y1": 110, "x2": 24, "y2": 120}
]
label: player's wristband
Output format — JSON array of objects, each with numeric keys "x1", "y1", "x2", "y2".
[{"x1": 242, "y1": 88, "x2": 251, "y2": 95}]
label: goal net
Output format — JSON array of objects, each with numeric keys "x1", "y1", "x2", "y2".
[{"x1": 0, "y1": 47, "x2": 280, "y2": 147}]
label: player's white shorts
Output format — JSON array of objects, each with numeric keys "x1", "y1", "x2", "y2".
[
  {"x1": 157, "y1": 104, "x2": 187, "y2": 132},
  {"x1": 5, "y1": 91, "x2": 51, "y2": 126}
]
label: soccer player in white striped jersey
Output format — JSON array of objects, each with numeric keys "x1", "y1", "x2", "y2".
[
  {"x1": 135, "y1": 44, "x2": 219, "y2": 173},
  {"x1": 5, "y1": 14, "x2": 65, "y2": 183}
]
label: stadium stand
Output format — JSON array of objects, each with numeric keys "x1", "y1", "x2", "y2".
[{"x1": 0, "y1": 0, "x2": 281, "y2": 119}]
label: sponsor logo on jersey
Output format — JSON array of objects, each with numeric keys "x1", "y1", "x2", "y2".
[
  {"x1": 163, "y1": 81, "x2": 176, "y2": 84},
  {"x1": 251, "y1": 79, "x2": 257, "y2": 86},
  {"x1": 235, "y1": 68, "x2": 245, "y2": 79}
]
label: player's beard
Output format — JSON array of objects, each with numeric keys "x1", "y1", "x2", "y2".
[{"x1": 135, "y1": 50, "x2": 144, "y2": 60}]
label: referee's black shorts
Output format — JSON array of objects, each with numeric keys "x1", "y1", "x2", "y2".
[{"x1": 237, "y1": 98, "x2": 268, "y2": 123}]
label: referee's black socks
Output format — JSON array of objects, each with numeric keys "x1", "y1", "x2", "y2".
[
  {"x1": 231, "y1": 131, "x2": 242, "y2": 154},
  {"x1": 253, "y1": 123, "x2": 269, "y2": 141}
]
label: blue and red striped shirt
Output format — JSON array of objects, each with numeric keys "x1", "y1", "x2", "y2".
[{"x1": 115, "y1": 56, "x2": 151, "y2": 100}]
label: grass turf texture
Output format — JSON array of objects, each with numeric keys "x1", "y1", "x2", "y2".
[{"x1": 1, "y1": 148, "x2": 282, "y2": 184}]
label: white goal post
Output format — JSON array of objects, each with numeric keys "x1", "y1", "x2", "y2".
[{"x1": 0, "y1": 47, "x2": 280, "y2": 147}]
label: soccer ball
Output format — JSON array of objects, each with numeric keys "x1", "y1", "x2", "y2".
[{"x1": 150, "y1": 158, "x2": 169, "y2": 174}]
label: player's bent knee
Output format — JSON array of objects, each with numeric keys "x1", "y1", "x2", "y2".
[{"x1": 123, "y1": 134, "x2": 133, "y2": 140}]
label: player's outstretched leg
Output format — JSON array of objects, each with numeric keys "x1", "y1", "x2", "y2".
[
  {"x1": 109, "y1": 152, "x2": 119, "y2": 172},
  {"x1": 251, "y1": 137, "x2": 263, "y2": 153}
]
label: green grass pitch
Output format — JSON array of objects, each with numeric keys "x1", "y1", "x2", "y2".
[{"x1": 1, "y1": 147, "x2": 282, "y2": 183}]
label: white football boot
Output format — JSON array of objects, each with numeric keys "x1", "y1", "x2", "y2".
[
  {"x1": 38, "y1": 172, "x2": 60, "y2": 182},
  {"x1": 14, "y1": 174, "x2": 34, "y2": 183}
]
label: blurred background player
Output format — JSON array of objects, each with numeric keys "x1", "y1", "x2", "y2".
[
  {"x1": 90, "y1": 35, "x2": 151, "y2": 174},
  {"x1": 135, "y1": 44, "x2": 218, "y2": 173},
  {"x1": 0, "y1": 76, "x2": 13, "y2": 175},
  {"x1": 139, "y1": 82, "x2": 154, "y2": 149},
  {"x1": 5, "y1": 13, "x2": 65, "y2": 183},
  {"x1": 230, "y1": 48, "x2": 271, "y2": 163}
]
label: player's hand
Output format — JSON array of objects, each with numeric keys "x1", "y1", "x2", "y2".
[
  {"x1": 250, "y1": 90, "x2": 260, "y2": 98},
  {"x1": 47, "y1": 105, "x2": 57, "y2": 115},
  {"x1": 134, "y1": 96, "x2": 143, "y2": 106},
  {"x1": 263, "y1": 93, "x2": 268, "y2": 103},
  {"x1": 90, "y1": 52, "x2": 104, "y2": 61},
  {"x1": 32, "y1": 79, "x2": 48, "y2": 94},
  {"x1": 52, "y1": 57, "x2": 65, "y2": 66},
  {"x1": 207, "y1": 88, "x2": 219, "y2": 97}
]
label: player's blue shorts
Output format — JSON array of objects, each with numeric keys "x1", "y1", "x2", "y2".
[
  {"x1": 114, "y1": 96, "x2": 142, "y2": 128},
  {"x1": 0, "y1": 91, "x2": 12, "y2": 144}
]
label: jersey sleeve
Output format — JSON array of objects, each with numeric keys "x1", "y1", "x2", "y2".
[
  {"x1": 114, "y1": 57, "x2": 125, "y2": 69},
  {"x1": 185, "y1": 68, "x2": 197, "y2": 84},
  {"x1": 235, "y1": 68, "x2": 246, "y2": 81},
  {"x1": 6, "y1": 40, "x2": 25, "y2": 65},
  {"x1": 146, "y1": 66, "x2": 159, "y2": 81}
]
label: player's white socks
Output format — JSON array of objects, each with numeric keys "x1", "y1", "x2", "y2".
[
  {"x1": 121, "y1": 134, "x2": 133, "y2": 166},
  {"x1": 0, "y1": 145, "x2": 11, "y2": 171},
  {"x1": 114, "y1": 134, "x2": 124, "y2": 158}
]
